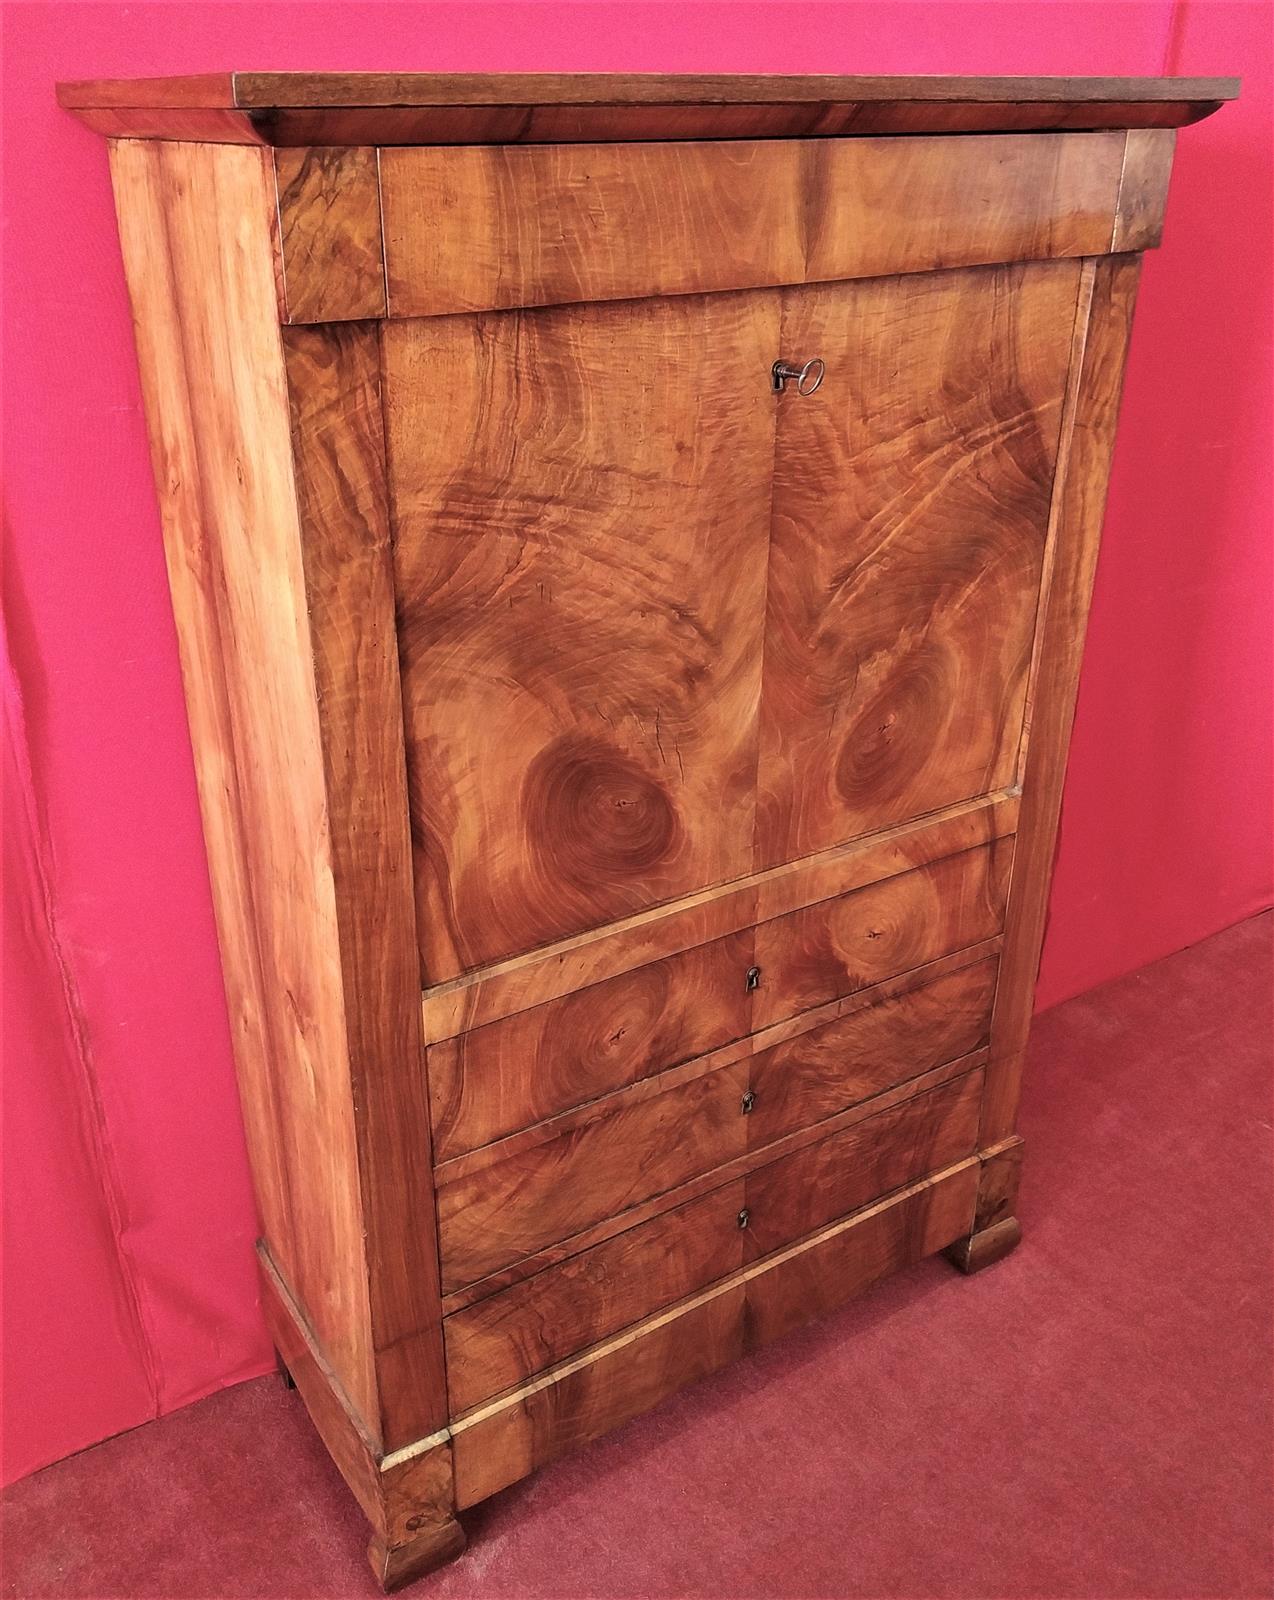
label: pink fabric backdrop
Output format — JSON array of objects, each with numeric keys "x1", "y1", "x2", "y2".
[{"x1": 3, "y1": 1, "x2": 1271, "y2": 1486}]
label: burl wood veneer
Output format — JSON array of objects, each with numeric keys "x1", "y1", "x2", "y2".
[{"x1": 61, "y1": 70, "x2": 1236, "y2": 1590}]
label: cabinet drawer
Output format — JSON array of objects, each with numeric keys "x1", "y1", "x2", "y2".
[
  {"x1": 428, "y1": 928, "x2": 753, "y2": 1163},
  {"x1": 444, "y1": 1181, "x2": 746, "y2": 1415},
  {"x1": 753, "y1": 840, "x2": 1009, "y2": 1026},
  {"x1": 436, "y1": 943, "x2": 997, "y2": 1293},
  {"x1": 443, "y1": 1066, "x2": 982, "y2": 1413},
  {"x1": 436, "y1": 1060, "x2": 748, "y2": 1292},
  {"x1": 746, "y1": 955, "x2": 996, "y2": 1151},
  {"x1": 745, "y1": 1067, "x2": 983, "y2": 1258}
]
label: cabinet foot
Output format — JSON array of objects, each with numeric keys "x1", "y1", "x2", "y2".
[
  {"x1": 368, "y1": 1516, "x2": 466, "y2": 1592},
  {"x1": 945, "y1": 1215, "x2": 1023, "y2": 1274},
  {"x1": 947, "y1": 1136, "x2": 1024, "y2": 1273}
]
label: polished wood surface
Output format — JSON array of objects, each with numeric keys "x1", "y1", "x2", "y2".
[
  {"x1": 757, "y1": 261, "x2": 1080, "y2": 860},
  {"x1": 433, "y1": 943, "x2": 996, "y2": 1191},
  {"x1": 386, "y1": 290, "x2": 775, "y2": 979},
  {"x1": 946, "y1": 1132, "x2": 1025, "y2": 1272},
  {"x1": 381, "y1": 134, "x2": 1122, "y2": 319},
  {"x1": 745, "y1": 1069, "x2": 982, "y2": 1256},
  {"x1": 444, "y1": 1182, "x2": 746, "y2": 1415},
  {"x1": 63, "y1": 98, "x2": 1233, "y2": 148},
  {"x1": 986, "y1": 255, "x2": 1142, "y2": 1144},
  {"x1": 1113, "y1": 130, "x2": 1178, "y2": 251},
  {"x1": 428, "y1": 930, "x2": 753, "y2": 1162},
  {"x1": 438, "y1": 1041, "x2": 989, "y2": 1315},
  {"x1": 259, "y1": 1249, "x2": 464, "y2": 1591},
  {"x1": 107, "y1": 138, "x2": 379, "y2": 1433},
  {"x1": 747, "y1": 956, "x2": 996, "y2": 1150},
  {"x1": 274, "y1": 147, "x2": 386, "y2": 323},
  {"x1": 60, "y1": 70, "x2": 1240, "y2": 109},
  {"x1": 754, "y1": 842, "x2": 1010, "y2": 1026},
  {"x1": 281, "y1": 323, "x2": 447, "y2": 1448},
  {"x1": 420, "y1": 793, "x2": 1019, "y2": 1042},
  {"x1": 449, "y1": 1158, "x2": 981, "y2": 1507},
  {"x1": 437, "y1": 1059, "x2": 749, "y2": 1292},
  {"x1": 59, "y1": 72, "x2": 1239, "y2": 148},
  {"x1": 83, "y1": 76, "x2": 1228, "y2": 1586}
]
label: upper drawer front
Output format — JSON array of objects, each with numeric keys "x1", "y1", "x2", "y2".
[
  {"x1": 429, "y1": 928, "x2": 753, "y2": 1163},
  {"x1": 359, "y1": 132, "x2": 1156, "y2": 321},
  {"x1": 753, "y1": 840, "x2": 1010, "y2": 1028}
]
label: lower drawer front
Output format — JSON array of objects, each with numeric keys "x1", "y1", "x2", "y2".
[
  {"x1": 745, "y1": 1067, "x2": 982, "y2": 1257},
  {"x1": 444, "y1": 1181, "x2": 746, "y2": 1416},
  {"x1": 443, "y1": 1069, "x2": 982, "y2": 1414}
]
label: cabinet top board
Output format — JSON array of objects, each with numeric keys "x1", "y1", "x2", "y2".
[{"x1": 57, "y1": 72, "x2": 1238, "y2": 147}]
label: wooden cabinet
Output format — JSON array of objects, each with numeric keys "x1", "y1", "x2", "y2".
[{"x1": 61, "y1": 70, "x2": 1235, "y2": 1590}]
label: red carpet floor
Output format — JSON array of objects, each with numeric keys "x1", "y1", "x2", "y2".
[{"x1": 5, "y1": 913, "x2": 1272, "y2": 1600}]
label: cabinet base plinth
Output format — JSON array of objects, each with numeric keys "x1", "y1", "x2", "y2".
[
  {"x1": 368, "y1": 1518, "x2": 467, "y2": 1592},
  {"x1": 945, "y1": 1215, "x2": 1023, "y2": 1273}
]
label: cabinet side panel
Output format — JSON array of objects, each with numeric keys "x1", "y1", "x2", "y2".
[
  {"x1": 107, "y1": 139, "x2": 377, "y2": 1431},
  {"x1": 987, "y1": 253, "x2": 1143, "y2": 1141},
  {"x1": 282, "y1": 322, "x2": 448, "y2": 1448}
]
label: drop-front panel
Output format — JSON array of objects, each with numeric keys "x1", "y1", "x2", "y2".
[
  {"x1": 388, "y1": 263, "x2": 1071, "y2": 977},
  {"x1": 64, "y1": 69, "x2": 1236, "y2": 1593}
]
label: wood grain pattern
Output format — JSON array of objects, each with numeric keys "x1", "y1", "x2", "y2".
[
  {"x1": 743, "y1": 1155, "x2": 978, "y2": 1347},
  {"x1": 62, "y1": 98, "x2": 1234, "y2": 149},
  {"x1": 57, "y1": 73, "x2": 1240, "y2": 147},
  {"x1": 985, "y1": 256, "x2": 1142, "y2": 1144},
  {"x1": 747, "y1": 957, "x2": 997, "y2": 1151},
  {"x1": 65, "y1": 105, "x2": 269, "y2": 142},
  {"x1": 386, "y1": 291, "x2": 776, "y2": 980},
  {"x1": 433, "y1": 943, "x2": 999, "y2": 1190},
  {"x1": 439, "y1": 1046, "x2": 987, "y2": 1315},
  {"x1": 274, "y1": 148, "x2": 386, "y2": 323},
  {"x1": 454, "y1": 1283, "x2": 746, "y2": 1509},
  {"x1": 756, "y1": 261, "x2": 1082, "y2": 864},
  {"x1": 106, "y1": 139, "x2": 379, "y2": 1433},
  {"x1": 428, "y1": 930, "x2": 753, "y2": 1162},
  {"x1": 753, "y1": 841, "x2": 1011, "y2": 1027},
  {"x1": 449, "y1": 1156, "x2": 980, "y2": 1507},
  {"x1": 744, "y1": 1069, "x2": 983, "y2": 1257},
  {"x1": 436, "y1": 1061, "x2": 749, "y2": 1292},
  {"x1": 259, "y1": 1249, "x2": 464, "y2": 1591},
  {"x1": 1112, "y1": 129, "x2": 1177, "y2": 251},
  {"x1": 59, "y1": 71, "x2": 1240, "y2": 111},
  {"x1": 380, "y1": 135, "x2": 1125, "y2": 319},
  {"x1": 420, "y1": 793, "x2": 1019, "y2": 1042},
  {"x1": 444, "y1": 1182, "x2": 746, "y2": 1415},
  {"x1": 281, "y1": 323, "x2": 447, "y2": 1448}
]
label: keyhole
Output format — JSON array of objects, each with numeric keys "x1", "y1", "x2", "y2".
[{"x1": 745, "y1": 965, "x2": 761, "y2": 992}]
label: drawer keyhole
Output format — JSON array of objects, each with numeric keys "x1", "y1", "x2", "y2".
[
  {"x1": 740, "y1": 1090, "x2": 756, "y2": 1115},
  {"x1": 737, "y1": 1207, "x2": 751, "y2": 1230},
  {"x1": 745, "y1": 965, "x2": 761, "y2": 992}
]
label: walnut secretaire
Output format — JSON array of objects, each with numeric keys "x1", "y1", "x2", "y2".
[{"x1": 60, "y1": 71, "x2": 1236, "y2": 1589}]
